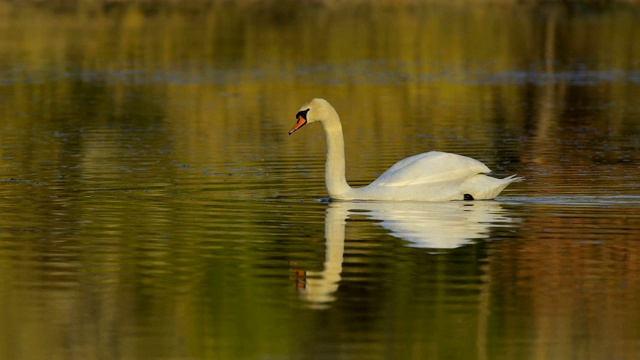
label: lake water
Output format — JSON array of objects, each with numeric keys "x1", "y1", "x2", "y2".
[{"x1": 1, "y1": 2, "x2": 640, "y2": 359}]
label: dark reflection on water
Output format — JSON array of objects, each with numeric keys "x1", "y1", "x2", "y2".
[{"x1": 1, "y1": 1, "x2": 640, "y2": 359}]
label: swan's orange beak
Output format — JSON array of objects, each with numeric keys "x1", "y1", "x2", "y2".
[{"x1": 288, "y1": 115, "x2": 307, "y2": 135}]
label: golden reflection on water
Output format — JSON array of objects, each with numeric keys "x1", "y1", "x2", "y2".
[
  {"x1": 0, "y1": 2, "x2": 640, "y2": 359},
  {"x1": 487, "y1": 202, "x2": 640, "y2": 359}
]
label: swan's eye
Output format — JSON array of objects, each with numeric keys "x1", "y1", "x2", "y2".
[{"x1": 295, "y1": 109, "x2": 310, "y2": 120}]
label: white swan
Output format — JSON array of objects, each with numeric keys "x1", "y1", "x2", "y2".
[{"x1": 288, "y1": 98, "x2": 522, "y2": 201}]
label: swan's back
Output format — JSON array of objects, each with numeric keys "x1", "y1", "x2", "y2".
[{"x1": 370, "y1": 151, "x2": 490, "y2": 187}]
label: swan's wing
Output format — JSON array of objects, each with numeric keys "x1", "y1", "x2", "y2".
[{"x1": 370, "y1": 151, "x2": 491, "y2": 187}]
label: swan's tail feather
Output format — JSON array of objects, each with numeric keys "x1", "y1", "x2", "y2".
[
  {"x1": 461, "y1": 174, "x2": 524, "y2": 200},
  {"x1": 504, "y1": 174, "x2": 525, "y2": 183}
]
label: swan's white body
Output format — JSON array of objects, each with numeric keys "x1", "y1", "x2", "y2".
[{"x1": 289, "y1": 98, "x2": 522, "y2": 201}]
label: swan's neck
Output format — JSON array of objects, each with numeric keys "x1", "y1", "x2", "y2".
[{"x1": 322, "y1": 117, "x2": 351, "y2": 198}]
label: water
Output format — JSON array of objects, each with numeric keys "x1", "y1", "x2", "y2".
[{"x1": 1, "y1": 2, "x2": 640, "y2": 359}]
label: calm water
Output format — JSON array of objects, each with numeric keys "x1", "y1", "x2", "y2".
[{"x1": 1, "y1": 2, "x2": 640, "y2": 359}]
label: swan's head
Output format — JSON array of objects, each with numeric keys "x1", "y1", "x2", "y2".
[{"x1": 288, "y1": 98, "x2": 335, "y2": 135}]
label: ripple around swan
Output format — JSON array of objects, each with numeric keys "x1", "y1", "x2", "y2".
[{"x1": 505, "y1": 195, "x2": 640, "y2": 207}]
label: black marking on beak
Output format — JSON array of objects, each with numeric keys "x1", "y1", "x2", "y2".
[
  {"x1": 295, "y1": 109, "x2": 310, "y2": 121},
  {"x1": 289, "y1": 109, "x2": 310, "y2": 135}
]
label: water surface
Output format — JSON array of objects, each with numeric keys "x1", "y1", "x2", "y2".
[{"x1": 1, "y1": 2, "x2": 639, "y2": 359}]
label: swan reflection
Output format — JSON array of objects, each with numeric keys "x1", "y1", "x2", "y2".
[{"x1": 296, "y1": 200, "x2": 515, "y2": 308}]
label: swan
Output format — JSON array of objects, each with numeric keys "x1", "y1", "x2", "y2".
[{"x1": 288, "y1": 98, "x2": 522, "y2": 201}]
